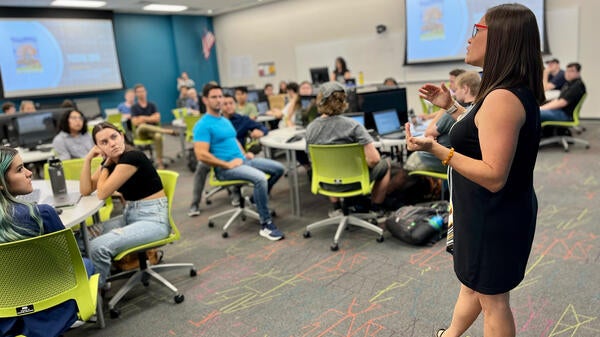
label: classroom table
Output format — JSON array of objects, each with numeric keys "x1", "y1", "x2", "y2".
[{"x1": 260, "y1": 127, "x2": 406, "y2": 216}]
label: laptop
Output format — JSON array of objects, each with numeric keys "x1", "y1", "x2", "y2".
[
  {"x1": 372, "y1": 109, "x2": 405, "y2": 139},
  {"x1": 45, "y1": 159, "x2": 82, "y2": 208},
  {"x1": 345, "y1": 112, "x2": 379, "y2": 139},
  {"x1": 43, "y1": 192, "x2": 81, "y2": 208},
  {"x1": 300, "y1": 95, "x2": 316, "y2": 109},
  {"x1": 256, "y1": 101, "x2": 269, "y2": 115}
]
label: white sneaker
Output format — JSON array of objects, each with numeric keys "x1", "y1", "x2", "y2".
[{"x1": 328, "y1": 209, "x2": 343, "y2": 218}]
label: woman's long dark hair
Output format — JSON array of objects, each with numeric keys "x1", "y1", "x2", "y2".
[
  {"x1": 476, "y1": 3, "x2": 545, "y2": 105},
  {"x1": 91, "y1": 122, "x2": 134, "y2": 152},
  {"x1": 58, "y1": 109, "x2": 88, "y2": 135},
  {"x1": 334, "y1": 57, "x2": 349, "y2": 74}
]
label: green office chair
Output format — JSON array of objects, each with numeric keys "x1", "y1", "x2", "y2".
[
  {"x1": 43, "y1": 157, "x2": 113, "y2": 226},
  {"x1": 130, "y1": 122, "x2": 155, "y2": 160},
  {"x1": 539, "y1": 93, "x2": 589, "y2": 152},
  {"x1": 408, "y1": 170, "x2": 448, "y2": 200},
  {"x1": 303, "y1": 144, "x2": 384, "y2": 251},
  {"x1": 171, "y1": 107, "x2": 188, "y2": 120},
  {"x1": 183, "y1": 114, "x2": 201, "y2": 142},
  {"x1": 0, "y1": 229, "x2": 99, "y2": 327},
  {"x1": 420, "y1": 96, "x2": 442, "y2": 115},
  {"x1": 206, "y1": 168, "x2": 265, "y2": 238},
  {"x1": 106, "y1": 170, "x2": 196, "y2": 318},
  {"x1": 106, "y1": 112, "x2": 124, "y2": 131}
]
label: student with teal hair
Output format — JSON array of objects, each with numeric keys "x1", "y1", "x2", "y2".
[{"x1": 0, "y1": 146, "x2": 94, "y2": 337}]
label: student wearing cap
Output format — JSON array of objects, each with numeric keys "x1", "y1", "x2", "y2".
[
  {"x1": 543, "y1": 58, "x2": 566, "y2": 91},
  {"x1": 305, "y1": 81, "x2": 391, "y2": 218}
]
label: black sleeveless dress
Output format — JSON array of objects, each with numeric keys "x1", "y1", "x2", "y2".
[{"x1": 449, "y1": 86, "x2": 540, "y2": 294}]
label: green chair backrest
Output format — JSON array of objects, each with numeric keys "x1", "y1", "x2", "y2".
[
  {"x1": 0, "y1": 229, "x2": 99, "y2": 321},
  {"x1": 172, "y1": 108, "x2": 188, "y2": 120},
  {"x1": 43, "y1": 157, "x2": 103, "y2": 181},
  {"x1": 106, "y1": 113, "x2": 124, "y2": 130},
  {"x1": 308, "y1": 143, "x2": 372, "y2": 198},
  {"x1": 183, "y1": 114, "x2": 201, "y2": 142},
  {"x1": 420, "y1": 96, "x2": 442, "y2": 115},
  {"x1": 113, "y1": 170, "x2": 181, "y2": 261}
]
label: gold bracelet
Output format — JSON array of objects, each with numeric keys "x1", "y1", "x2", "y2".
[{"x1": 442, "y1": 147, "x2": 455, "y2": 166}]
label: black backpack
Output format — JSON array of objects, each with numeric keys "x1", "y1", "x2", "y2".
[{"x1": 385, "y1": 201, "x2": 449, "y2": 245}]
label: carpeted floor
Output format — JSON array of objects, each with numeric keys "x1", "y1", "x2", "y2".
[{"x1": 67, "y1": 122, "x2": 600, "y2": 337}]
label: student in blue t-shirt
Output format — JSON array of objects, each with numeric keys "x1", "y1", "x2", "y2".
[
  {"x1": 0, "y1": 146, "x2": 94, "y2": 337},
  {"x1": 193, "y1": 83, "x2": 285, "y2": 241}
]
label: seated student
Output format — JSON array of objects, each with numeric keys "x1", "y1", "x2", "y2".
[
  {"x1": 117, "y1": 88, "x2": 135, "y2": 121},
  {"x1": 0, "y1": 147, "x2": 94, "y2": 337},
  {"x1": 234, "y1": 86, "x2": 259, "y2": 120},
  {"x1": 305, "y1": 82, "x2": 391, "y2": 217},
  {"x1": 176, "y1": 86, "x2": 189, "y2": 109},
  {"x1": 540, "y1": 62, "x2": 586, "y2": 122},
  {"x1": 1, "y1": 101, "x2": 16, "y2": 114},
  {"x1": 193, "y1": 83, "x2": 285, "y2": 241},
  {"x1": 184, "y1": 88, "x2": 201, "y2": 115},
  {"x1": 543, "y1": 58, "x2": 566, "y2": 91},
  {"x1": 130, "y1": 83, "x2": 178, "y2": 169},
  {"x1": 281, "y1": 82, "x2": 302, "y2": 128},
  {"x1": 52, "y1": 109, "x2": 95, "y2": 160},
  {"x1": 404, "y1": 71, "x2": 480, "y2": 174},
  {"x1": 188, "y1": 93, "x2": 269, "y2": 217},
  {"x1": 383, "y1": 77, "x2": 398, "y2": 87},
  {"x1": 80, "y1": 122, "x2": 171, "y2": 288},
  {"x1": 298, "y1": 81, "x2": 319, "y2": 126},
  {"x1": 19, "y1": 100, "x2": 36, "y2": 113}
]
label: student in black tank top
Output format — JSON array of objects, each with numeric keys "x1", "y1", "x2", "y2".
[
  {"x1": 80, "y1": 122, "x2": 171, "y2": 289},
  {"x1": 405, "y1": 4, "x2": 545, "y2": 337}
]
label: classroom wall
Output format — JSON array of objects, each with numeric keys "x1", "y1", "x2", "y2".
[
  {"x1": 214, "y1": 0, "x2": 599, "y2": 118},
  {"x1": 24, "y1": 13, "x2": 219, "y2": 124}
]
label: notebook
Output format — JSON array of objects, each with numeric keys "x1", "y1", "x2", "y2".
[{"x1": 372, "y1": 109, "x2": 405, "y2": 139}]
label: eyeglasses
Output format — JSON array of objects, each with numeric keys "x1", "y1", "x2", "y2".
[{"x1": 472, "y1": 23, "x2": 488, "y2": 38}]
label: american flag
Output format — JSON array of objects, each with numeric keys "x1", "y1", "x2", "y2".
[{"x1": 202, "y1": 31, "x2": 215, "y2": 60}]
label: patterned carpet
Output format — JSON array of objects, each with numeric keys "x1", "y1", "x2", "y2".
[{"x1": 67, "y1": 122, "x2": 600, "y2": 337}]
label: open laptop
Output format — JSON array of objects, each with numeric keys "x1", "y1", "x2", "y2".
[
  {"x1": 256, "y1": 101, "x2": 269, "y2": 115},
  {"x1": 45, "y1": 159, "x2": 82, "y2": 208},
  {"x1": 372, "y1": 109, "x2": 405, "y2": 139},
  {"x1": 345, "y1": 112, "x2": 379, "y2": 139}
]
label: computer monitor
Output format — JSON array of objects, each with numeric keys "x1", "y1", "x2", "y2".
[
  {"x1": 222, "y1": 87, "x2": 235, "y2": 97},
  {"x1": 14, "y1": 111, "x2": 57, "y2": 150},
  {"x1": 247, "y1": 90, "x2": 260, "y2": 103},
  {"x1": 345, "y1": 78, "x2": 357, "y2": 88},
  {"x1": 300, "y1": 95, "x2": 316, "y2": 109},
  {"x1": 357, "y1": 87, "x2": 408, "y2": 128},
  {"x1": 310, "y1": 67, "x2": 329, "y2": 85},
  {"x1": 73, "y1": 98, "x2": 102, "y2": 120}
]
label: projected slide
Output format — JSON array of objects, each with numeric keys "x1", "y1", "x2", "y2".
[
  {"x1": 0, "y1": 18, "x2": 123, "y2": 98},
  {"x1": 405, "y1": 0, "x2": 545, "y2": 64}
]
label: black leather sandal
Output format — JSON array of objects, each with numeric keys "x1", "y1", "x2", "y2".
[{"x1": 436, "y1": 329, "x2": 446, "y2": 337}]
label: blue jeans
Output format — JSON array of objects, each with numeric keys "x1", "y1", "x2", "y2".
[
  {"x1": 540, "y1": 108, "x2": 569, "y2": 122},
  {"x1": 216, "y1": 158, "x2": 284, "y2": 224},
  {"x1": 90, "y1": 197, "x2": 170, "y2": 286}
]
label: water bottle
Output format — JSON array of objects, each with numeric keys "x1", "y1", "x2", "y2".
[
  {"x1": 358, "y1": 71, "x2": 364, "y2": 85},
  {"x1": 428, "y1": 215, "x2": 444, "y2": 230}
]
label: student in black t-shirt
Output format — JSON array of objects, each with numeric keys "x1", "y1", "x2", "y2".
[
  {"x1": 540, "y1": 62, "x2": 586, "y2": 122},
  {"x1": 131, "y1": 83, "x2": 178, "y2": 169},
  {"x1": 80, "y1": 122, "x2": 171, "y2": 289}
]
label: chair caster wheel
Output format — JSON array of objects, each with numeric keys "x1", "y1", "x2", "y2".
[
  {"x1": 190, "y1": 269, "x2": 197, "y2": 277},
  {"x1": 174, "y1": 294, "x2": 185, "y2": 304},
  {"x1": 142, "y1": 281, "x2": 150, "y2": 287},
  {"x1": 206, "y1": 200, "x2": 212, "y2": 205},
  {"x1": 271, "y1": 210, "x2": 277, "y2": 217},
  {"x1": 303, "y1": 231, "x2": 311, "y2": 238},
  {"x1": 330, "y1": 243, "x2": 339, "y2": 251},
  {"x1": 376, "y1": 236, "x2": 384, "y2": 243},
  {"x1": 110, "y1": 308, "x2": 120, "y2": 319},
  {"x1": 369, "y1": 218, "x2": 378, "y2": 225},
  {"x1": 208, "y1": 221, "x2": 214, "y2": 228},
  {"x1": 241, "y1": 215, "x2": 246, "y2": 221},
  {"x1": 222, "y1": 232, "x2": 229, "y2": 238}
]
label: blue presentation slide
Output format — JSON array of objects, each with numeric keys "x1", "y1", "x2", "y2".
[
  {"x1": 0, "y1": 18, "x2": 123, "y2": 98},
  {"x1": 405, "y1": 0, "x2": 545, "y2": 64}
]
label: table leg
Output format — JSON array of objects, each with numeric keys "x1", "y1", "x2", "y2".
[{"x1": 286, "y1": 150, "x2": 301, "y2": 217}]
